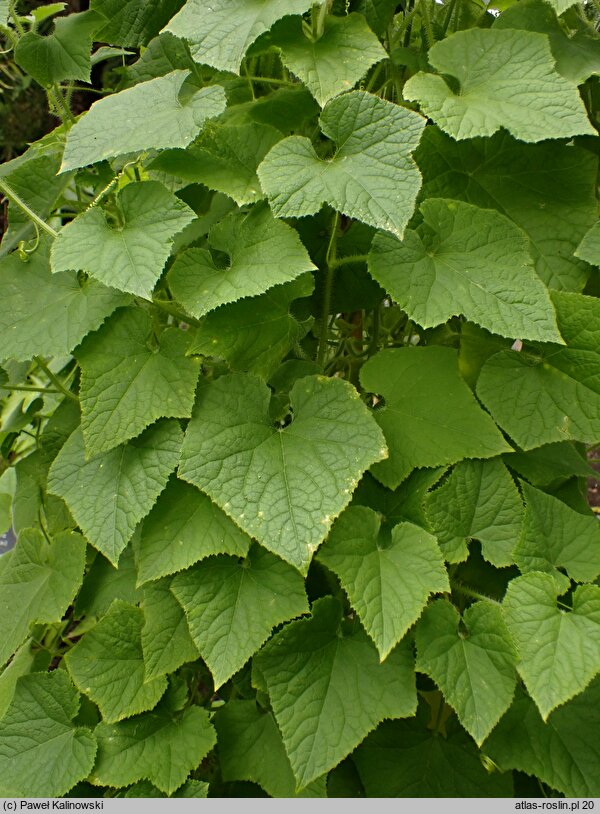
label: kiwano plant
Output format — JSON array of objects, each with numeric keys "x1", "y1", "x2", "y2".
[{"x1": 0, "y1": 0, "x2": 600, "y2": 799}]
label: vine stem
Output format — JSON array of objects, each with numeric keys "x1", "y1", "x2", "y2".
[
  {"x1": 33, "y1": 357, "x2": 78, "y2": 402},
  {"x1": 329, "y1": 253, "x2": 369, "y2": 270},
  {"x1": 450, "y1": 579, "x2": 501, "y2": 606},
  {"x1": 0, "y1": 384, "x2": 63, "y2": 395},
  {"x1": 317, "y1": 212, "x2": 340, "y2": 368},
  {"x1": 0, "y1": 179, "x2": 59, "y2": 239}
]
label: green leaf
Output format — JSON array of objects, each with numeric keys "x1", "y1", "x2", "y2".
[
  {"x1": 0, "y1": 672, "x2": 96, "y2": 797},
  {"x1": 368, "y1": 199, "x2": 562, "y2": 343},
  {"x1": 60, "y1": 72, "x2": 226, "y2": 172},
  {"x1": 360, "y1": 347, "x2": 511, "y2": 489},
  {"x1": 425, "y1": 459, "x2": 524, "y2": 566},
  {"x1": 353, "y1": 0, "x2": 399, "y2": 36},
  {"x1": 90, "y1": 0, "x2": 184, "y2": 47},
  {"x1": 120, "y1": 32, "x2": 190, "y2": 86},
  {"x1": 76, "y1": 308, "x2": 200, "y2": 456},
  {"x1": 179, "y1": 373, "x2": 387, "y2": 573},
  {"x1": 214, "y1": 701, "x2": 327, "y2": 798},
  {"x1": 75, "y1": 544, "x2": 142, "y2": 618},
  {"x1": 51, "y1": 181, "x2": 195, "y2": 298},
  {"x1": 14, "y1": 10, "x2": 101, "y2": 86},
  {"x1": 0, "y1": 245, "x2": 129, "y2": 363},
  {"x1": 544, "y1": 0, "x2": 580, "y2": 15},
  {"x1": 0, "y1": 529, "x2": 86, "y2": 668},
  {"x1": 150, "y1": 122, "x2": 283, "y2": 206},
  {"x1": 0, "y1": 640, "x2": 51, "y2": 720},
  {"x1": 172, "y1": 544, "x2": 308, "y2": 688},
  {"x1": 92, "y1": 704, "x2": 215, "y2": 794},
  {"x1": 65, "y1": 601, "x2": 167, "y2": 723},
  {"x1": 48, "y1": 421, "x2": 182, "y2": 566},
  {"x1": 274, "y1": 14, "x2": 386, "y2": 106},
  {"x1": 575, "y1": 221, "x2": 600, "y2": 266},
  {"x1": 221, "y1": 86, "x2": 319, "y2": 133},
  {"x1": 354, "y1": 704, "x2": 513, "y2": 796},
  {"x1": 503, "y1": 572, "x2": 600, "y2": 719},
  {"x1": 416, "y1": 127, "x2": 597, "y2": 291},
  {"x1": 136, "y1": 479, "x2": 251, "y2": 586},
  {"x1": 141, "y1": 577, "x2": 199, "y2": 680},
  {"x1": 404, "y1": 29, "x2": 593, "y2": 142},
  {"x1": 514, "y1": 483, "x2": 600, "y2": 591},
  {"x1": 257, "y1": 90, "x2": 426, "y2": 239},
  {"x1": 188, "y1": 275, "x2": 314, "y2": 378},
  {"x1": 163, "y1": 0, "x2": 313, "y2": 73},
  {"x1": 493, "y1": 0, "x2": 600, "y2": 85},
  {"x1": 168, "y1": 205, "x2": 316, "y2": 319},
  {"x1": 254, "y1": 596, "x2": 416, "y2": 789},
  {"x1": 415, "y1": 599, "x2": 518, "y2": 745},
  {"x1": 484, "y1": 681, "x2": 600, "y2": 797},
  {"x1": 477, "y1": 292, "x2": 600, "y2": 450},
  {"x1": 317, "y1": 507, "x2": 449, "y2": 660},
  {"x1": 504, "y1": 441, "x2": 594, "y2": 489}
]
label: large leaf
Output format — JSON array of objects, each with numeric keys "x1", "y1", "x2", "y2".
[
  {"x1": 51, "y1": 181, "x2": 195, "y2": 298},
  {"x1": 368, "y1": 198, "x2": 562, "y2": 343},
  {"x1": 416, "y1": 127, "x2": 597, "y2": 291},
  {"x1": 425, "y1": 458, "x2": 524, "y2": 566},
  {"x1": 404, "y1": 29, "x2": 593, "y2": 142},
  {"x1": 415, "y1": 600, "x2": 518, "y2": 745},
  {"x1": 359, "y1": 347, "x2": 511, "y2": 489},
  {"x1": 76, "y1": 308, "x2": 200, "y2": 456},
  {"x1": 317, "y1": 507, "x2": 449, "y2": 660},
  {"x1": 172, "y1": 544, "x2": 308, "y2": 687},
  {"x1": 14, "y1": 10, "x2": 100, "y2": 86},
  {"x1": 0, "y1": 529, "x2": 86, "y2": 668},
  {"x1": 575, "y1": 221, "x2": 600, "y2": 266},
  {"x1": 503, "y1": 572, "x2": 600, "y2": 720},
  {"x1": 258, "y1": 90, "x2": 426, "y2": 239},
  {"x1": 60, "y1": 71, "x2": 226, "y2": 172},
  {"x1": 150, "y1": 121, "x2": 283, "y2": 206},
  {"x1": 514, "y1": 483, "x2": 600, "y2": 591},
  {"x1": 214, "y1": 701, "x2": 327, "y2": 798},
  {"x1": 179, "y1": 373, "x2": 386, "y2": 573},
  {"x1": 188, "y1": 275, "x2": 314, "y2": 378},
  {"x1": 136, "y1": 479, "x2": 251, "y2": 586},
  {"x1": 484, "y1": 681, "x2": 600, "y2": 797},
  {"x1": 493, "y1": 0, "x2": 600, "y2": 85},
  {"x1": 168, "y1": 204, "x2": 316, "y2": 318},
  {"x1": 354, "y1": 704, "x2": 513, "y2": 797},
  {"x1": 0, "y1": 672, "x2": 96, "y2": 797},
  {"x1": 48, "y1": 421, "x2": 182, "y2": 566},
  {"x1": 163, "y1": 0, "x2": 313, "y2": 73},
  {"x1": 90, "y1": 0, "x2": 184, "y2": 47},
  {"x1": 92, "y1": 703, "x2": 215, "y2": 794},
  {"x1": 274, "y1": 14, "x2": 386, "y2": 106},
  {"x1": 477, "y1": 292, "x2": 600, "y2": 449},
  {"x1": 0, "y1": 245, "x2": 128, "y2": 363},
  {"x1": 141, "y1": 577, "x2": 199, "y2": 680},
  {"x1": 65, "y1": 601, "x2": 167, "y2": 723},
  {"x1": 254, "y1": 597, "x2": 416, "y2": 789},
  {"x1": 75, "y1": 544, "x2": 142, "y2": 619}
]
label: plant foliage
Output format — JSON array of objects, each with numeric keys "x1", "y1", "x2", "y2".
[{"x1": 0, "y1": 0, "x2": 599, "y2": 799}]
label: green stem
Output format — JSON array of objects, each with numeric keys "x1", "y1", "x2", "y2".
[
  {"x1": 368, "y1": 305, "x2": 381, "y2": 357},
  {"x1": 9, "y1": 0, "x2": 25, "y2": 35},
  {"x1": 50, "y1": 84, "x2": 75, "y2": 124},
  {"x1": 152, "y1": 298, "x2": 200, "y2": 327},
  {"x1": 440, "y1": 0, "x2": 458, "y2": 35},
  {"x1": 244, "y1": 75, "x2": 295, "y2": 86},
  {"x1": 420, "y1": 0, "x2": 435, "y2": 49},
  {"x1": 0, "y1": 179, "x2": 59, "y2": 239},
  {"x1": 0, "y1": 384, "x2": 63, "y2": 395},
  {"x1": 33, "y1": 357, "x2": 78, "y2": 402},
  {"x1": 317, "y1": 212, "x2": 340, "y2": 368},
  {"x1": 329, "y1": 253, "x2": 369, "y2": 270},
  {"x1": 451, "y1": 580, "x2": 501, "y2": 606}
]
